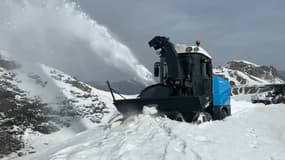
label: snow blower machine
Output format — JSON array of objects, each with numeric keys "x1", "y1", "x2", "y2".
[{"x1": 108, "y1": 36, "x2": 231, "y2": 123}]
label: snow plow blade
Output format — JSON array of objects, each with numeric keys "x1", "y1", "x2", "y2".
[{"x1": 114, "y1": 96, "x2": 207, "y2": 117}]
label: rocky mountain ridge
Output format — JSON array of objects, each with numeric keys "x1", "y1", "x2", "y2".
[
  {"x1": 214, "y1": 60, "x2": 284, "y2": 95},
  {"x1": 0, "y1": 58, "x2": 55, "y2": 157},
  {"x1": 0, "y1": 55, "x2": 114, "y2": 158}
]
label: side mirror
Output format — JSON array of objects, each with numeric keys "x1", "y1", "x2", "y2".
[{"x1": 154, "y1": 62, "x2": 160, "y2": 77}]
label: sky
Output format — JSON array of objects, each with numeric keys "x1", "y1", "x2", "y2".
[
  {"x1": 76, "y1": 0, "x2": 285, "y2": 71},
  {"x1": 0, "y1": 0, "x2": 285, "y2": 83}
]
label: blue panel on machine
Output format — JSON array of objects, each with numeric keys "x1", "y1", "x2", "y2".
[{"x1": 213, "y1": 76, "x2": 231, "y2": 106}]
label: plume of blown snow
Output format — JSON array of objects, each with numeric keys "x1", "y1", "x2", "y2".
[{"x1": 0, "y1": 0, "x2": 154, "y2": 85}]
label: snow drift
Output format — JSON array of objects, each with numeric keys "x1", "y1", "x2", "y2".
[{"x1": 18, "y1": 98, "x2": 285, "y2": 160}]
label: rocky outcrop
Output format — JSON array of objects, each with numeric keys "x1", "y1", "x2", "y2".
[
  {"x1": 0, "y1": 59, "x2": 112, "y2": 157},
  {"x1": 225, "y1": 60, "x2": 281, "y2": 81},
  {"x1": 0, "y1": 63, "x2": 59, "y2": 157},
  {"x1": 214, "y1": 60, "x2": 284, "y2": 95},
  {"x1": 0, "y1": 88, "x2": 58, "y2": 157},
  {"x1": 42, "y1": 65, "x2": 111, "y2": 124},
  {"x1": 0, "y1": 53, "x2": 20, "y2": 70}
]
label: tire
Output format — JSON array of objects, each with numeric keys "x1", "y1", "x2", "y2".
[
  {"x1": 264, "y1": 101, "x2": 271, "y2": 105},
  {"x1": 219, "y1": 109, "x2": 227, "y2": 120},
  {"x1": 272, "y1": 98, "x2": 278, "y2": 104},
  {"x1": 204, "y1": 112, "x2": 213, "y2": 121}
]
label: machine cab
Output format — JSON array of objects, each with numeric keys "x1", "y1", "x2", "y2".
[{"x1": 153, "y1": 41, "x2": 213, "y2": 96}]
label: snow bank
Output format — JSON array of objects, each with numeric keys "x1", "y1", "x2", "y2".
[{"x1": 19, "y1": 96, "x2": 285, "y2": 160}]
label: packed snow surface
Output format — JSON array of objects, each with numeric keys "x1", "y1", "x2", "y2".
[{"x1": 17, "y1": 96, "x2": 285, "y2": 160}]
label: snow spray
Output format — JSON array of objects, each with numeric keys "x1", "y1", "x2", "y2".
[{"x1": 0, "y1": 0, "x2": 154, "y2": 85}]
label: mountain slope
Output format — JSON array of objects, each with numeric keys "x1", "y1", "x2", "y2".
[
  {"x1": 40, "y1": 64, "x2": 116, "y2": 124},
  {"x1": 0, "y1": 55, "x2": 117, "y2": 158},
  {"x1": 0, "y1": 56, "x2": 60, "y2": 157},
  {"x1": 214, "y1": 60, "x2": 284, "y2": 95}
]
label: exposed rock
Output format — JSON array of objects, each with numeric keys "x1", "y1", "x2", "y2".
[
  {"x1": 27, "y1": 73, "x2": 48, "y2": 88},
  {"x1": 214, "y1": 60, "x2": 284, "y2": 95},
  {"x1": 225, "y1": 60, "x2": 281, "y2": 81},
  {"x1": 0, "y1": 54, "x2": 20, "y2": 70},
  {"x1": 66, "y1": 79, "x2": 92, "y2": 93},
  {"x1": 0, "y1": 131, "x2": 23, "y2": 155},
  {"x1": 42, "y1": 64, "x2": 111, "y2": 125},
  {"x1": 0, "y1": 60, "x2": 112, "y2": 158},
  {"x1": 0, "y1": 59, "x2": 20, "y2": 70}
]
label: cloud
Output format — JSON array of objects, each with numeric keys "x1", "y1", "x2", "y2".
[{"x1": 78, "y1": 0, "x2": 285, "y2": 69}]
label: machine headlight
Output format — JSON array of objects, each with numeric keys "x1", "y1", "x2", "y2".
[{"x1": 185, "y1": 47, "x2": 192, "y2": 52}]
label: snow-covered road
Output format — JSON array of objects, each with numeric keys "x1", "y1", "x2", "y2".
[{"x1": 18, "y1": 98, "x2": 285, "y2": 160}]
